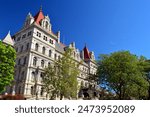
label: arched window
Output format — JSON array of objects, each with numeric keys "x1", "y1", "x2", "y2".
[
  {"x1": 26, "y1": 43, "x2": 29, "y2": 51},
  {"x1": 48, "y1": 62, "x2": 51, "y2": 66},
  {"x1": 40, "y1": 87, "x2": 44, "y2": 96},
  {"x1": 18, "y1": 58, "x2": 21, "y2": 65},
  {"x1": 40, "y1": 72, "x2": 44, "y2": 78},
  {"x1": 49, "y1": 50, "x2": 52, "y2": 57},
  {"x1": 41, "y1": 60, "x2": 44, "y2": 67},
  {"x1": 31, "y1": 86, "x2": 34, "y2": 95},
  {"x1": 33, "y1": 57, "x2": 37, "y2": 66},
  {"x1": 54, "y1": 54, "x2": 57, "y2": 60},
  {"x1": 21, "y1": 45, "x2": 23, "y2": 52},
  {"x1": 35, "y1": 43, "x2": 39, "y2": 51},
  {"x1": 18, "y1": 86, "x2": 21, "y2": 94},
  {"x1": 31, "y1": 71, "x2": 35, "y2": 82},
  {"x1": 85, "y1": 82, "x2": 88, "y2": 88},
  {"x1": 21, "y1": 71, "x2": 24, "y2": 80},
  {"x1": 42, "y1": 47, "x2": 46, "y2": 54},
  {"x1": 16, "y1": 47, "x2": 18, "y2": 52},
  {"x1": 45, "y1": 21, "x2": 49, "y2": 29},
  {"x1": 24, "y1": 57, "x2": 27, "y2": 65},
  {"x1": 81, "y1": 81, "x2": 84, "y2": 87},
  {"x1": 74, "y1": 51, "x2": 76, "y2": 58},
  {"x1": 58, "y1": 55, "x2": 61, "y2": 61},
  {"x1": 77, "y1": 54, "x2": 79, "y2": 60}
]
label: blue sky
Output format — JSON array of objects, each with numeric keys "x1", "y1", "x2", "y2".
[{"x1": 0, "y1": 0, "x2": 150, "y2": 59}]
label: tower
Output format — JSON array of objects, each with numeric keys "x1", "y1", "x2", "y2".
[{"x1": 10, "y1": 7, "x2": 97, "y2": 99}]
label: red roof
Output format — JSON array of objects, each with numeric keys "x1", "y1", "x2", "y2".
[
  {"x1": 83, "y1": 46, "x2": 91, "y2": 59},
  {"x1": 34, "y1": 9, "x2": 44, "y2": 25}
]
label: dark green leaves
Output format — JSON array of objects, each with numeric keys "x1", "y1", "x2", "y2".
[{"x1": 0, "y1": 41, "x2": 16, "y2": 93}]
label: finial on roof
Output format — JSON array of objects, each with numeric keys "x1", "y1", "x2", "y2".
[
  {"x1": 40, "y1": 5, "x2": 42, "y2": 11},
  {"x1": 85, "y1": 43, "x2": 87, "y2": 47},
  {"x1": 28, "y1": 12, "x2": 32, "y2": 16},
  {"x1": 8, "y1": 30, "x2": 10, "y2": 35}
]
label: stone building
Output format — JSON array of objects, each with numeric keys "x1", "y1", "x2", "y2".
[{"x1": 1, "y1": 8, "x2": 97, "y2": 99}]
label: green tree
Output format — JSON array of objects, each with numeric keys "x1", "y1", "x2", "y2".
[
  {"x1": 141, "y1": 59, "x2": 150, "y2": 99},
  {"x1": 97, "y1": 51, "x2": 148, "y2": 100},
  {"x1": 42, "y1": 63, "x2": 59, "y2": 99},
  {"x1": 0, "y1": 41, "x2": 16, "y2": 93},
  {"x1": 56, "y1": 48, "x2": 80, "y2": 99},
  {"x1": 43, "y1": 48, "x2": 80, "y2": 100}
]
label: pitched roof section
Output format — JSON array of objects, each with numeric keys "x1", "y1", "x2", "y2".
[
  {"x1": 2, "y1": 31, "x2": 14, "y2": 46},
  {"x1": 34, "y1": 9, "x2": 44, "y2": 25},
  {"x1": 83, "y1": 45, "x2": 91, "y2": 59},
  {"x1": 55, "y1": 42, "x2": 65, "y2": 53}
]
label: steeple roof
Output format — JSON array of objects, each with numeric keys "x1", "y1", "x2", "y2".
[
  {"x1": 83, "y1": 45, "x2": 91, "y2": 59},
  {"x1": 2, "y1": 31, "x2": 14, "y2": 46},
  {"x1": 34, "y1": 8, "x2": 44, "y2": 25}
]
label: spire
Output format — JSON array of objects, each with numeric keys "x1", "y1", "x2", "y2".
[
  {"x1": 34, "y1": 6, "x2": 44, "y2": 25},
  {"x1": 28, "y1": 12, "x2": 31, "y2": 16},
  {"x1": 85, "y1": 43, "x2": 87, "y2": 47},
  {"x1": 27, "y1": 12, "x2": 32, "y2": 17},
  {"x1": 8, "y1": 30, "x2": 10, "y2": 35},
  {"x1": 83, "y1": 44, "x2": 91, "y2": 59},
  {"x1": 40, "y1": 5, "x2": 42, "y2": 11},
  {"x1": 2, "y1": 31, "x2": 14, "y2": 46}
]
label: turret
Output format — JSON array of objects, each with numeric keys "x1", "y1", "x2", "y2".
[
  {"x1": 34, "y1": 8, "x2": 52, "y2": 32},
  {"x1": 56, "y1": 31, "x2": 60, "y2": 43},
  {"x1": 24, "y1": 12, "x2": 34, "y2": 28},
  {"x1": 2, "y1": 31, "x2": 14, "y2": 46}
]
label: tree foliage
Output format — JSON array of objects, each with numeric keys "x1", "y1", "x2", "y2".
[
  {"x1": 42, "y1": 63, "x2": 59, "y2": 99},
  {"x1": 43, "y1": 48, "x2": 80, "y2": 99},
  {"x1": 97, "y1": 51, "x2": 148, "y2": 99},
  {"x1": 141, "y1": 59, "x2": 150, "y2": 99},
  {"x1": 0, "y1": 41, "x2": 16, "y2": 93}
]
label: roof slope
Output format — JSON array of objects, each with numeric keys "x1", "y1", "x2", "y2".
[
  {"x1": 34, "y1": 9, "x2": 44, "y2": 25},
  {"x1": 2, "y1": 31, "x2": 14, "y2": 46},
  {"x1": 83, "y1": 46, "x2": 91, "y2": 59}
]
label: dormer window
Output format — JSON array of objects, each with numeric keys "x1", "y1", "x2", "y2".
[
  {"x1": 24, "y1": 12, "x2": 34, "y2": 28},
  {"x1": 45, "y1": 21, "x2": 49, "y2": 29}
]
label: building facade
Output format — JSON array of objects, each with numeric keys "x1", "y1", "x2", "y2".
[{"x1": 2, "y1": 8, "x2": 97, "y2": 99}]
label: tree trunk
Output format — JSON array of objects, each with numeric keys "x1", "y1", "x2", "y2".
[
  {"x1": 119, "y1": 85, "x2": 122, "y2": 100},
  {"x1": 148, "y1": 86, "x2": 150, "y2": 100},
  {"x1": 60, "y1": 94, "x2": 63, "y2": 100}
]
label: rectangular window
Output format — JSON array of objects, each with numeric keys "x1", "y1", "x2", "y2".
[
  {"x1": 17, "y1": 37, "x2": 21, "y2": 41},
  {"x1": 49, "y1": 39, "x2": 54, "y2": 44},
  {"x1": 22, "y1": 34, "x2": 26, "y2": 39},
  {"x1": 37, "y1": 32, "x2": 41, "y2": 37},
  {"x1": 28, "y1": 31, "x2": 32, "y2": 36},
  {"x1": 43, "y1": 36, "x2": 48, "y2": 41}
]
